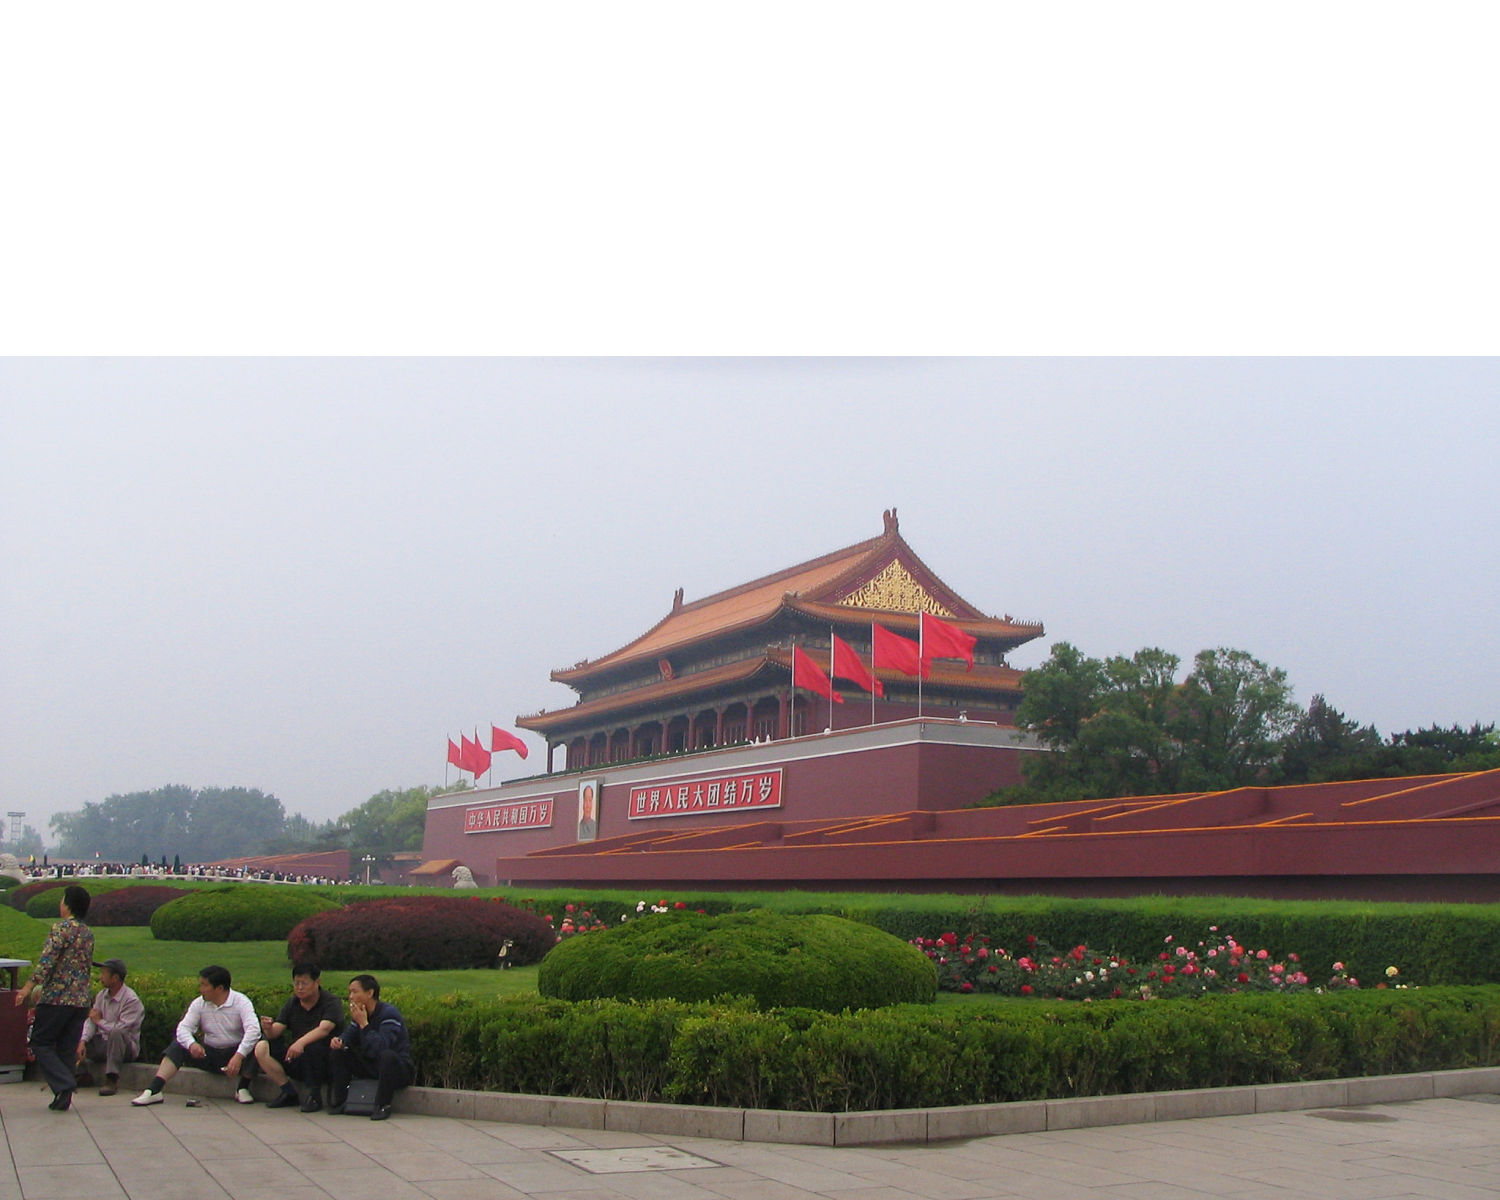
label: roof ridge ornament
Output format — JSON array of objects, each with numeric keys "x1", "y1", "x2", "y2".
[
  {"x1": 672, "y1": 587, "x2": 684, "y2": 613},
  {"x1": 883, "y1": 507, "x2": 898, "y2": 535}
]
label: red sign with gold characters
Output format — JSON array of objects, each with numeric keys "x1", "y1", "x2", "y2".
[
  {"x1": 464, "y1": 798, "x2": 554, "y2": 833},
  {"x1": 627, "y1": 769, "x2": 783, "y2": 820}
]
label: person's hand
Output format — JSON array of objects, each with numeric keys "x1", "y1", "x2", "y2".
[
  {"x1": 259, "y1": 1015, "x2": 274, "y2": 1032},
  {"x1": 286, "y1": 1042, "x2": 302, "y2": 1061},
  {"x1": 223, "y1": 1052, "x2": 243, "y2": 1076},
  {"x1": 329, "y1": 1036, "x2": 344, "y2": 1051},
  {"x1": 89, "y1": 1007, "x2": 103, "y2": 1023},
  {"x1": 11, "y1": 990, "x2": 24, "y2": 1008},
  {"x1": 349, "y1": 1000, "x2": 369, "y2": 1028},
  {"x1": 188, "y1": 1042, "x2": 206, "y2": 1059},
  {"x1": 75, "y1": 1043, "x2": 87, "y2": 1065}
]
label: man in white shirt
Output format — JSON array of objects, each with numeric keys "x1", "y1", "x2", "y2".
[
  {"x1": 131, "y1": 965, "x2": 260, "y2": 1106},
  {"x1": 75, "y1": 957, "x2": 144, "y2": 1096}
]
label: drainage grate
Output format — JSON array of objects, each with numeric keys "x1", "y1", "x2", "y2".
[
  {"x1": 1305, "y1": 1109, "x2": 1398, "y2": 1123},
  {"x1": 549, "y1": 1147, "x2": 724, "y2": 1174}
]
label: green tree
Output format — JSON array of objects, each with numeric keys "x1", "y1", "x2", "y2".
[
  {"x1": 1279, "y1": 694, "x2": 1383, "y2": 783},
  {"x1": 49, "y1": 784, "x2": 292, "y2": 862},
  {"x1": 330, "y1": 782, "x2": 470, "y2": 862},
  {"x1": 1000, "y1": 643, "x2": 1304, "y2": 804},
  {"x1": 1330, "y1": 722, "x2": 1500, "y2": 780},
  {"x1": 1174, "y1": 648, "x2": 1301, "y2": 790}
]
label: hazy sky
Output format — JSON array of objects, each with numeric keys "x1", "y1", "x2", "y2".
[{"x1": 2, "y1": 357, "x2": 1495, "y2": 840}]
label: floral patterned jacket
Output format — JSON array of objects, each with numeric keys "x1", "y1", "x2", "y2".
[{"x1": 31, "y1": 916, "x2": 95, "y2": 1007}]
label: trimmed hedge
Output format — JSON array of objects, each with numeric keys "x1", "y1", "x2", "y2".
[
  {"x1": 149, "y1": 885, "x2": 342, "y2": 941},
  {"x1": 493, "y1": 890, "x2": 1500, "y2": 989},
  {"x1": 111, "y1": 973, "x2": 1500, "y2": 1111},
  {"x1": 538, "y1": 910, "x2": 938, "y2": 1011},
  {"x1": 287, "y1": 897, "x2": 556, "y2": 970},
  {"x1": 831, "y1": 895, "x2": 1500, "y2": 988},
  {"x1": 86, "y1": 886, "x2": 194, "y2": 927}
]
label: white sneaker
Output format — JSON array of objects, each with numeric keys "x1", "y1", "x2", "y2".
[
  {"x1": 235, "y1": 1087, "x2": 255, "y2": 1104},
  {"x1": 131, "y1": 1090, "x2": 163, "y2": 1106}
]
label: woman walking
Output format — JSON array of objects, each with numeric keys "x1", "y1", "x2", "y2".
[{"x1": 14, "y1": 884, "x2": 94, "y2": 1111}]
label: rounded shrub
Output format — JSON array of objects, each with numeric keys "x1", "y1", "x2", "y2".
[
  {"x1": 537, "y1": 909, "x2": 938, "y2": 1011},
  {"x1": 22, "y1": 879, "x2": 134, "y2": 918},
  {"x1": 150, "y1": 885, "x2": 342, "y2": 941},
  {"x1": 87, "y1": 885, "x2": 194, "y2": 927},
  {"x1": 10, "y1": 880, "x2": 71, "y2": 911},
  {"x1": 287, "y1": 896, "x2": 557, "y2": 970}
]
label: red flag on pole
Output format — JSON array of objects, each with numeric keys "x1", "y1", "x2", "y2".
[
  {"x1": 921, "y1": 611, "x2": 977, "y2": 670},
  {"x1": 872, "y1": 622, "x2": 926, "y2": 678},
  {"x1": 458, "y1": 732, "x2": 479, "y2": 774},
  {"x1": 446, "y1": 738, "x2": 463, "y2": 770},
  {"x1": 491, "y1": 726, "x2": 530, "y2": 759},
  {"x1": 470, "y1": 727, "x2": 492, "y2": 778},
  {"x1": 792, "y1": 646, "x2": 844, "y2": 703},
  {"x1": 832, "y1": 634, "x2": 884, "y2": 697}
]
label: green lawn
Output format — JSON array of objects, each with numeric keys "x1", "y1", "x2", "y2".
[{"x1": 88, "y1": 927, "x2": 542, "y2": 999}]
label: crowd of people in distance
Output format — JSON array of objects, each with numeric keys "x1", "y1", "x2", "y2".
[
  {"x1": 17, "y1": 861, "x2": 355, "y2": 886},
  {"x1": 16, "y1": 884, "x2": 414, "y2": 1118}
]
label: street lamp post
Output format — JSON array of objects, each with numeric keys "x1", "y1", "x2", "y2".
[{"x1": 361, "y1": 854, "x2": 375, "y2": 885}]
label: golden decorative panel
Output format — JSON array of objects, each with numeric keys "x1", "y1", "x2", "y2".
[{"x1": 838, "y1": 560, "x2": 953, "y2": 616}]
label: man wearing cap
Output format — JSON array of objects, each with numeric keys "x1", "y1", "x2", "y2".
[{"x1": 75, "y1": 958, "x2": 144, "y2": 1096}]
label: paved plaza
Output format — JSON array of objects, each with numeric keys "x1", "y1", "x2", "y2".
[{"x1": 4, "y1": 1082, "x2": 1500, "y2": 1200}]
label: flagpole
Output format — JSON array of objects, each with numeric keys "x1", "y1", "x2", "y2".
[
  {"x1": 917, "y1": 612, "x2": 924, "y2": 719},
  {"x1": 788, "y1": 637, "x2": 796, "y2": 741},
  {"x1": 869, "y1": 621, "x2": 876, "y2": 727},
  {"x1": 828, "y1": 626, "x2": 835, "y2": 733}
]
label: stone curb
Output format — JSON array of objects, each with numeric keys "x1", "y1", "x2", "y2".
[{"x1": 111, "y1": 1063, "x2": 1500, "y2": 1146}]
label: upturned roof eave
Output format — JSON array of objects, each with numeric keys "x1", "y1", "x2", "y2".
[{"x1": 549, "y1": 523, "x2": 903, "y2": 686}]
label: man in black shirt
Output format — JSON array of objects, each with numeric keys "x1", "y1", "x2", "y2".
[
  {"x1": 328, "y1": 974, "x2": 413, "y2": 1121},
  {"x1": 252, "y1": 962, "x2": 343, "y2": 1112}
]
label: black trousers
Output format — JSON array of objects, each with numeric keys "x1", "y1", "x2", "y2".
[
  {"x1": 30, "y1": 1004, "x2": 88, "y2": 1097},
  {"x1": 330, "y1": 1046, "x2": 413, "y2": 1107}
]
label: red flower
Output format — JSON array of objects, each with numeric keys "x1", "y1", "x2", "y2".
[
  {"x1": 960, "y1": 982, "x2": 973, "y2": 993},
  {"x1": 1020, "y1": 984, "x2": 1033, "y2": 995}
]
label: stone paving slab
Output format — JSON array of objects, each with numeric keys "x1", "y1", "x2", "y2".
[{"x1": 3, "y1": 1087, "x2": 1500, "y2": 1200}]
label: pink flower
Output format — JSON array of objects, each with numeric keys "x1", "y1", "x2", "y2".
[
  {"x1": 976, "y1": 947, "x2": 989, "y2": 959},
  {"x1": 1255, "y1": 949, "x2": 1269, "y2": 960},
  {"x1": 960, "y1": 982, "x2": 973, "y2": 993},
  {"x1": 1333, "y1": 962, "x2": 1345, "y2": 971}
]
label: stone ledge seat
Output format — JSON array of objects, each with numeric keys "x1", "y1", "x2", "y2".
[{"x1": 106, "y1": 1062, "x2": 1500, "y2": 1147}]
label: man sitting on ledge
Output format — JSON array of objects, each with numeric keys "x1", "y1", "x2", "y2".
[
  {"x1": 327, "y1": 974, "x2": 412, "y2": 1121},
  {"x1": 131, "y1": 964, "x2": 259, "y2": 1106},
  {"x1": 254, "y1": 961, "x2": 343, "y2": 1112}
]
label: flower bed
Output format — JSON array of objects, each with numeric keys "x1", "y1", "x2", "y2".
[{"x1": 914, "y1": 926, "x2": 1379, "y2": 999}]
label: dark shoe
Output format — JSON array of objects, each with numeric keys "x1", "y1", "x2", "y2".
[
  {"x1": 48, "y1": 1090, "x2": 73, "y2": 1111},
  {"x1": 266, "y1": 1087, "x2": 299, "y2": 1109},
  {"x1": 326, "y1": 1101, "x2": 345, "y2": 1115},
  {"x1": 98, "y1": 1082, "x2": 117, "y2": 1097},
  {"x1": 370, "y1": 1104, "x2": 392, "y2": 1121},
  {"x1": 75, "y1": 1071, "x2": 96, "y2": 1088},
  {"x1": 299, "y1": 1092, "x2": 322, "y2": 1113}
]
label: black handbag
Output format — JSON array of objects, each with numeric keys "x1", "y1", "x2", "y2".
[{"x1": 340, "y1": 1078, "x2": 380, "y2": 1115}]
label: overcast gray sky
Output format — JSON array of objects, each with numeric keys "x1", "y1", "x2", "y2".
[{"x1": 2, "y1": 357, "x2": 1495, "y2": 840}]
